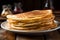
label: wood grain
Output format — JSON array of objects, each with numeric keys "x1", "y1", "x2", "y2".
[
  {"x1": 0, "y1": 29, "x2": 15, "y2": 40},
  {"x1": 16, "y1": 34, "x2": 45, "y2": 40}
]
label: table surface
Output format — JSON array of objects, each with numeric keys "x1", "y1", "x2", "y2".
[{"x1": 0, "y1": 12, "x2": 60, "y2": 40}]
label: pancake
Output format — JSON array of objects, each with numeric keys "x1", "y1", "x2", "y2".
[
  {"x1": 8, "y1": 20, "x2": 53, "y2": 27},
  {"x1": 7, "y1": 12, "x2": 54, "y2": 23},
  {"x1": 7, "y1": 22, "x2": 57, "y2": 30},
  {"x1": 6, "y1": 10, "x2": 56, "y2": 30},
  {"x1": 7, "y1": 10, "x2": 53, "y2": 21},
  {"x1": 7, "y1": 14, "x2": 54, "y2": 27}
]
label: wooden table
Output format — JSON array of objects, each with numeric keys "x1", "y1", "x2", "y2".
[{"x1": 0, "y1": 12, "x2": 60, "y2": 40}]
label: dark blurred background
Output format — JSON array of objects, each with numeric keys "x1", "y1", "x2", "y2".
[{"x1": 0, "y1": 0, "x2": 60, "y2": 13}]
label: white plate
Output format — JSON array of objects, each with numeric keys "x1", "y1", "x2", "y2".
[{"x1": 1, "y1": 21, "x2": 60, "y2": 33}]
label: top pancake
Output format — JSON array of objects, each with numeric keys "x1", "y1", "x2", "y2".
[{"x1": 7, "y1": 10, "x2": 53, "y2": 21}]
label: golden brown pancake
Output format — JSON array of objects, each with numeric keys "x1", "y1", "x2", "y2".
[
  {"x1": 6, "y1": 10, "x2": 56, "y2": 30},
  {"x1": 7, "y1": 10, "x2": 53, "y2": 21},
  {"x1": 7, "y1": 22, "x2": 57, "y2": 30}
]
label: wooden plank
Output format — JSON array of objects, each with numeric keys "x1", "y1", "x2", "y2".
[
  {"x1": 46, "y1": 31, "x2": 60, "y2": 40},
  {"x1": 0, "y1": 29, "x2": 15, "y2": 40},
  {"x1": 16, "y1": 34, "x2": 45, "y2": 40}
]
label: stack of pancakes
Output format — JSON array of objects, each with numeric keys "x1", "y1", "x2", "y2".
[{"x1": 6, "y1": 10, "x2": 57, "y2": 30}]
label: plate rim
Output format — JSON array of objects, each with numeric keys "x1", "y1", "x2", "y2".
[{"x1": 1, "y1": 20, "x2": 60, "y2": 33}]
